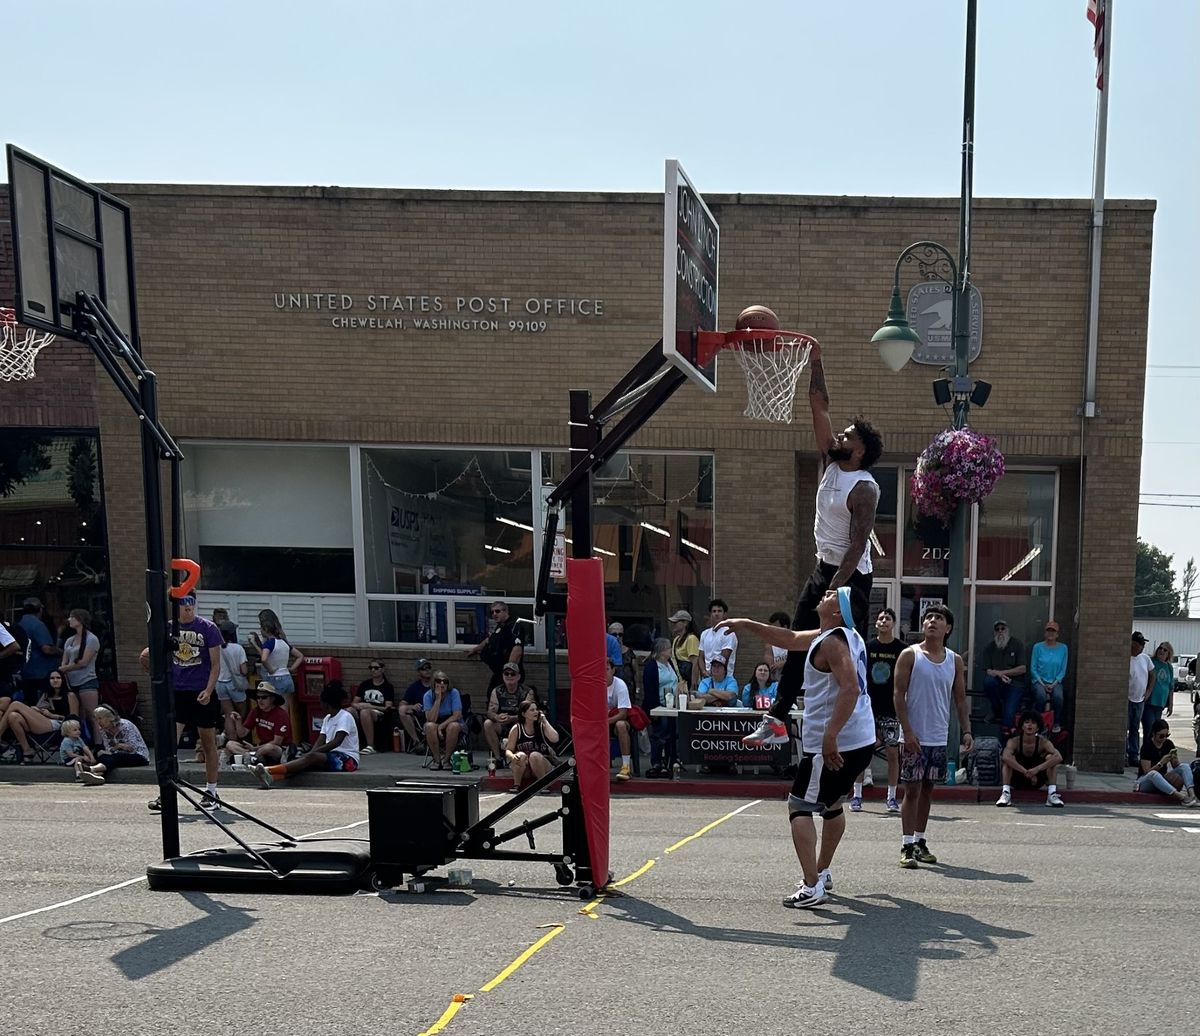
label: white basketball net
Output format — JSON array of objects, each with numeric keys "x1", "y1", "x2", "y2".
[
  {"x1": 0, "y1": 308, "x2": 56, "y2": 381},
  {"x1": 730, "y1": 334, "x2": 814, "y2": 423}
]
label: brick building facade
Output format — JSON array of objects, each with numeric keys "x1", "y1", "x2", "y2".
[{"x1": 0, "y1": 185, "x2": 1154, "y2": 770}]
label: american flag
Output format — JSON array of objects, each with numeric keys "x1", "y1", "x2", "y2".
[{"x1": 1087, "y1": 0, "x2": 1105, "y2": 90}]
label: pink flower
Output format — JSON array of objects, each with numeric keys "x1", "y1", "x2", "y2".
[{"x1": 911, "y1": 427, "x2": 1005, "y2": 525}]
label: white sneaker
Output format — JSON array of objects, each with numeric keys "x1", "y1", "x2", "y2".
[
  {"x1": 862, "y1": 771, "x2": 874, "y2": 787},
  {"x1": 782, "y1": 882, "x2": 826, "y2": 909},
  {"x1": 996, "y1": 788, "x2": 1011, "y2": 807},
  {"x1": 1046, "y1": 791, "x2": 1065, "y2": 808},
  {"x1": 741, "y1": 715, "x2": 789, "y2": 746},
  {"x1": 250, "y1": 762, "x2": 274, "y2": 789},
  {"x1": 818, "y1": 868, "x2": 833, "y2": 891}
]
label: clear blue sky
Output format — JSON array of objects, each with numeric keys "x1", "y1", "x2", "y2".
[{"x1": 9, "y1": 1, "x2": 1197, "y2": 599}]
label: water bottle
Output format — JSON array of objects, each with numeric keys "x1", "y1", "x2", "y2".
[
  {"x1": 945, "y1": 760, "x2": 957, "y2": 785},
  {"x1": 488, "y1": 755, "x2": 497, "y2": 775},
  {"x1": 392, "y1": 728, "x2": 401, "y2": 753},
  {"x1": 663, "y1": 689, "x2": 675, "y2": 709},
  {"x1": 671, "y1": 761, "x2": 682, "y2": 780}
]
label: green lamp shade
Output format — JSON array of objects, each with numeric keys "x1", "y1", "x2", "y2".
[{"x1": 871, "y1": 288, "x2": 922, "y2": 371}]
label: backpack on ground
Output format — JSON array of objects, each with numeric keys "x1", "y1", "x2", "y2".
[{"x1": 965, "y1": 735, "x2": 1002, "y2": 786}]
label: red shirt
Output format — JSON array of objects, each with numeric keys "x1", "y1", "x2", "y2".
[{"x1": 247, "y1": 706, "x2": 290, "y2": 746}]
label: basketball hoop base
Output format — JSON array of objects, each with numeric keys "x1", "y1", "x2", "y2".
[{"x1": 695, "y1": 328, "x2": 818, "y2": 423}]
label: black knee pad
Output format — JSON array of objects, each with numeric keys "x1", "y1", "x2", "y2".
[{"x1": 821, "y1": 806, "x2": 844, "y2": 821}]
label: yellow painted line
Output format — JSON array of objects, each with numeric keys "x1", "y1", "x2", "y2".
[
  {"x1": 664, "y1": 799, "x2": 762, "y2": 853},
  {"x1": 612, "y1": 858, "x2": 655, "y2": 887},
  {"x1": 479, "y1": 925, "x2": 566, "y2": 992},
  {"x1": 418, "y1": 994, "x2": 472, "y2": 1036}
]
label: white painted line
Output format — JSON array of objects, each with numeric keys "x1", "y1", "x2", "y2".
[
  {"x1": 1072, "y1": 824, "x2": 1106, "y2": 829},
  {"x1": 0, "y1": 877, "x2": 148, "y2": 928},
  {"x1": 1154, "y1": 813, "x2": 1200, "y2": 820},
  {"x1": 1011, "y1": 822, "x2": 1048, "y2": 827},
  {"x1": 301, "y1": 819, "x2": 370, "y2": 837},
  {"x1": 1182, "y1": 827, "x2": 1200, "y2": 834}
]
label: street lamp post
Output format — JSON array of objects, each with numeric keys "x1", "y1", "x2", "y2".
[{"x1": 870, "y1": 0, "x2": 982, "y2": 755}]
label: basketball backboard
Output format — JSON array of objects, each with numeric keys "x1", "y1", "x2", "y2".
[
  {"x1": 6, "y1": 145, "x2": 139, "y2": 344},
  {"x1": 662, "y1": 159, "x2": 719, "y2": 392}
]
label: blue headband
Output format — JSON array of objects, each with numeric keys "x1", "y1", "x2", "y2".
[{"x1": 837, "y1": 587, "x2": 855, "y2": 629}]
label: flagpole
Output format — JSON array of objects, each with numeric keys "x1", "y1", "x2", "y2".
[{"x1": 1083, "y1": 0, "x2": 1111, "y2": 418}]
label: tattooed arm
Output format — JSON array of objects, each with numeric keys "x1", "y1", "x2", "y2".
[
  {"x1": 830, "y1": 480, "x2": 879, "y2": 588},
  {"x1": 808, "y1": 342, "x2": 835, "y2": 457}
]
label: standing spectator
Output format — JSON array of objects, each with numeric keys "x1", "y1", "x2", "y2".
[
  {"x1": 764, "y1": 611, "x2": 791, "y2": 682},
  {"x1": 696, "y1": 657, "x2": 738, "y2": 706},
  {"x1": 852, "y1": 607, "x2": 905, "y2": 815},
  {"x1": 254, "y1": 614, "x2": 303, "y2": 747},
  {"x1": 351, "y1": 658, "x2": 395, "y2": 754},
  {"x1": 215, "y1": 622, "x2": 249, "y2": 727},
  {"x1": 668, "y1": 610, "x2": 700, "y2": 692},
  {"x1": 504, "y1": 699, "x2": 560, "y2": 792},
  {"x1": 643, "y1": 637, "x2": 678, "y2": 778},
  {"x1": 19, "y1": 597, "x2": 60, "y2": 703},
  {"x1": 1136, "y1": 719, "x2": 1197, "y2": 805},
  {"x1": 608, "y1": 623, "x2": 639, "y2": 700},
  {"x1": 467, "y1": 600, "x2": 524, "y2": 691},
  {"x1": 996, "y1": 710, "x2": 1065, "y2": 807},
  {"x1": 0, "y1": 618, "x2": 20, "y2": 704},
  {"x1": 1128, "y1": 632, "x2": 1155, "y2": 766},
  {"x1": 894, "y1": 605, "x2": 972, "y2": 869},
  {"x1": 251, "y1": 684, "x2": 360, "y2": 787},
  {"x1": 606, "y1": 657, "x2": 632, "y2": 782},
  {"x1": 223, "y1": 686, "x2": 290, "y2": 766},
  {"x1": 483, "y1": 661, "x2": 534, "y2": 766},
  {"x1": 1144, "y1": 641, "x2": 1176, "y2": 744},
  {"x1": 979, "y1": 619, "x2": 1027, "y2": 732},
  {"x1": 398, "y1": 659, "x2": 433, "y2": 749},
  {"x1": 75, "y1": 705, "x2": 149, "y2": 785},
  {"x1": 142, "y1": 594, "x2": 224, "y2": 812},
  {"x1": 740, "y1": 663, "x2": 778, "y2": 709},
  {"x1": 1030, "y1": 621, "x2": 1069, "y2": 733},
  {"x1": 59, "y1": 609, "x2": 101, "y2": 745},
  {"x1": 423, "y1": 670, "x2": 465, "y2": 770},
  {"x1": 699, "y1": 599, "x2": 737, "y2": 681}
]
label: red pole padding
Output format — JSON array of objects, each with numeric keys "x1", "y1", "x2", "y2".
[{"x1": 565, "y1": 557, "x2": 610, "y2": 887}]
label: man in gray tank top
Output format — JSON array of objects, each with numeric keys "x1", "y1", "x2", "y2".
[
  {"x1": 893, "y1": 604, "x2": 973, "y2": 869},
  {"x1": 744, "y1": 341, "x2": 884, "y2": 749},
  {"x1": 722, "y1": 587, "x2": 876, "y2": 909}
]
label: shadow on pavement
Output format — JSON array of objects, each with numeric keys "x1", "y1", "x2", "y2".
[
  {"x1": 106, "y1": 893, "x2": 258, "y2": 980},
  {"x1": 929, "y1": 862, "x2": 1032, "y2": 883},
  {"x1": 605, "y1": 892, "x2": 1031, "y2": 1002}
]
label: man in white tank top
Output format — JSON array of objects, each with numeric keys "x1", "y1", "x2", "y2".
[
  {"x1": 744, "y1": 342, "x2": 884, "y2": 748},
  {"x1": 721, "y1": 587, "x2": 876, "y2": 909},
  {"x1": 893, "y1": 604, "x2": 972, "y2": 870}
]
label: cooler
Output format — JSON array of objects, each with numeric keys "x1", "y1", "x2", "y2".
[{"x1": 296, "y1": 656, "x2": 343, "y2": 736}]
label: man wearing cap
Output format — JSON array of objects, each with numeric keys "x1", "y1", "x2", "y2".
[
  {"x1": 399, "y1": 659, "x2": 434, "y2": 749},
  {"x1": 608, "y1": 622, "x2": 638, "y2": 700},
  {"x1": 980, "y1": 619, "x2": 1027, "y2": 733},
  {"x1": 140, "y1": 594, "x2": 224, "y2": 811},
  {"x1": 484, "y1": 661, "x2": 535, "y2": 765},
  {"x1": 1128, "y1": 632, "x2": 1155, "y2": 766},
  {"x1": 18, "y1": 597, "x2": 59, "y2": 702},
  {"x1": 1030, "y1": 620, "x2": 1069, "y2": 733},
  {"x1": 720, "y1": 588, "x2": 876, "y2": 908},
  {"x1": 467, "y1": 600, "x2": 525, "y2": 692}
]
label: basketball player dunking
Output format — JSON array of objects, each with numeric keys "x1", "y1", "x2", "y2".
[{"x1": 744, "y1": 340, "x2": 883, "y2": 747}]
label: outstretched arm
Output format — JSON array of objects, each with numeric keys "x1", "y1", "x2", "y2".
[
  {"x1": 718, "y1": 618, "x2": 822, "y2": 653},
  {"x1": 830, "y1": 481, "x2": 879, "y2": 589},
  {"x1": 808, "y1": 344, "x2": 835, "y2": 457}
]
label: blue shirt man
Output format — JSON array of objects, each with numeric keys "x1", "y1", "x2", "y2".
[{"x1": 19, "y1": 598, "x2": 58, "y2": 693}]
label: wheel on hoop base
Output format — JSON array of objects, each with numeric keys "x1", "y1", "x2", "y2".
[
  {"x1": 577, "y1": 884, "x2": 596, "y2": 900},
  {"x1": 366, "y1": 867, "x2": 401, "y2": 892},
  {"x1": 554, "y1": 863, "x2": 573, "y2": 886}
]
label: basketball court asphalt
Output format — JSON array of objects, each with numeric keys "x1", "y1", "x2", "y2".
[{"x1": 3, "y1": 779, "x2": 1198, "y2": 1035}]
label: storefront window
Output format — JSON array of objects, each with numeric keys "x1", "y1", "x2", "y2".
[
  {"x1": 871, "y1": 467, "x2": 898, "y2": 579},
  {"x1": 976, "y1": 471, "x2": 1056, "y2": 582},
  {"x1": 182, "y1": 444, "x2": 353, "y2": 593},
  {"x1": 970, "y1": 584, "x2": 1053, "y2": 683},
  {"x1": 903, "y1": 465, "x2": 954, "y2": 579},
  {"x1": 0, "y1": 430, "x2": 116, "y2": 678},
  {"x1": 543, "y1": 451, "x2": 713, "y2": 650}
]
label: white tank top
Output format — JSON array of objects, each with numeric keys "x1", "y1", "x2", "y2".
[
  {"x1": 902, "y1": 645, "x2": 958, "y2": 744},
  {"x1": 813, "y1": 463, "x2": 877, "y2": 574},
  {"x1": 801, "y1": 627, "x2": 876, "y2": 754}
]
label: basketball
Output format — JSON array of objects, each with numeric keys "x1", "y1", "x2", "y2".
[{"x1": 736, "y1": 305, "x2": 781, "y2": 330}]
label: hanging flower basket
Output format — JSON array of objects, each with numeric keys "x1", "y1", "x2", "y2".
[{"x1": 910, "y1": 427, "x2": 1005, "y2": 525}]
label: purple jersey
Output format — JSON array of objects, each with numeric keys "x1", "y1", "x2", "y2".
[{"x1": 171, "y1": 615, "x2": 223, "y2": 693}]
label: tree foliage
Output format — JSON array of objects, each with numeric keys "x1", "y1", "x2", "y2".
[
  {"x1": 0, "y1": 436, "x2": 52, "y2": 497},
  {"x1": 1135, "y1": 538, "x2": 1182, "y2": 617},
  {"x1": 1182, "y1": 557, "x2": 1198, "y2": 619}
]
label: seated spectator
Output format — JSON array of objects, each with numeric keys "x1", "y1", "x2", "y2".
[
  {"x1": 398, "y1": 659, "x2": 433, "y2": 749},
  {"x1": 980, "y1": 619, "x2": 1026, "y2": 732},
  {"x1": 740, "y1": 662, "x2": 778, "y2": 709},
  {"x1": 76, "y1": 705, "x2": 149, "y2": 785},
  {"x1": 215, "y1": 621, "x2": 250, "y2": 726},
  {"x1": 58, "y1": 718, "x2": 94, "y2": 770},
  {"x1": 223, "y1": 686, "x2": 290, "y2": 766},
  {"x1": 0, "y1": 688, "x2": 66, "y2": 763},
  {"x1": 423, "y1": 670, "x2": 465, "y2": 771},
  {"x1": 484, "y1": 662, "x2": 534, "y2": 767},
  {"x1": 764, "y1": 611, "x2": 792, "y2": 682},
  {"x1": 996, "y1": 711, "x2": 1065, "y2": 807},
  {"x1": 504, "y1": 700, "x2": 561, "y2": 792},
  {"x1": 250, "y1": 684, "x2": 359, "y2": 787},
  {"x1": 607, "y1": 657, "x2": 632, "y2": 782},
  {"x1": 642, "y1": 637, "x2": 677, "y2": 778},
  {"x1": 350, "y1": 658, "x2": 395, "y2": 754},
  {"x1": 696, "y1": 658, "x2": 738, "y2": 707},
  {"x1": 1135, "y1": 719, "x2": 1197, "y2": 806},
  {"x1": 1029, "y1": 621, "x2": 1068, "y2": 733}
]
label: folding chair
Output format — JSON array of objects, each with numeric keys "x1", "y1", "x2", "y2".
[{"x1": 28, "y1": 728, "x2": 63, "y2": 765}]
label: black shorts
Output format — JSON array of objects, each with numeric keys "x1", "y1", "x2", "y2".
[
  {"x1": 1010, "y1": 767, "x2": 1049, "y2": 790},
  {"x1": 789, "y1": 743, "x2": 876, "y2": 818},
  {"x1": 793, "y1": 561, "x2": 873, "y2": 637},
  {"x1": 175, "y1": 691, "x2": 221, "y2": 730}
]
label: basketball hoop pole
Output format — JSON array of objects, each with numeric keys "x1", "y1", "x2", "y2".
[{"x1": 73, "y1": 291, "x2": 186, "y2": 859}]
